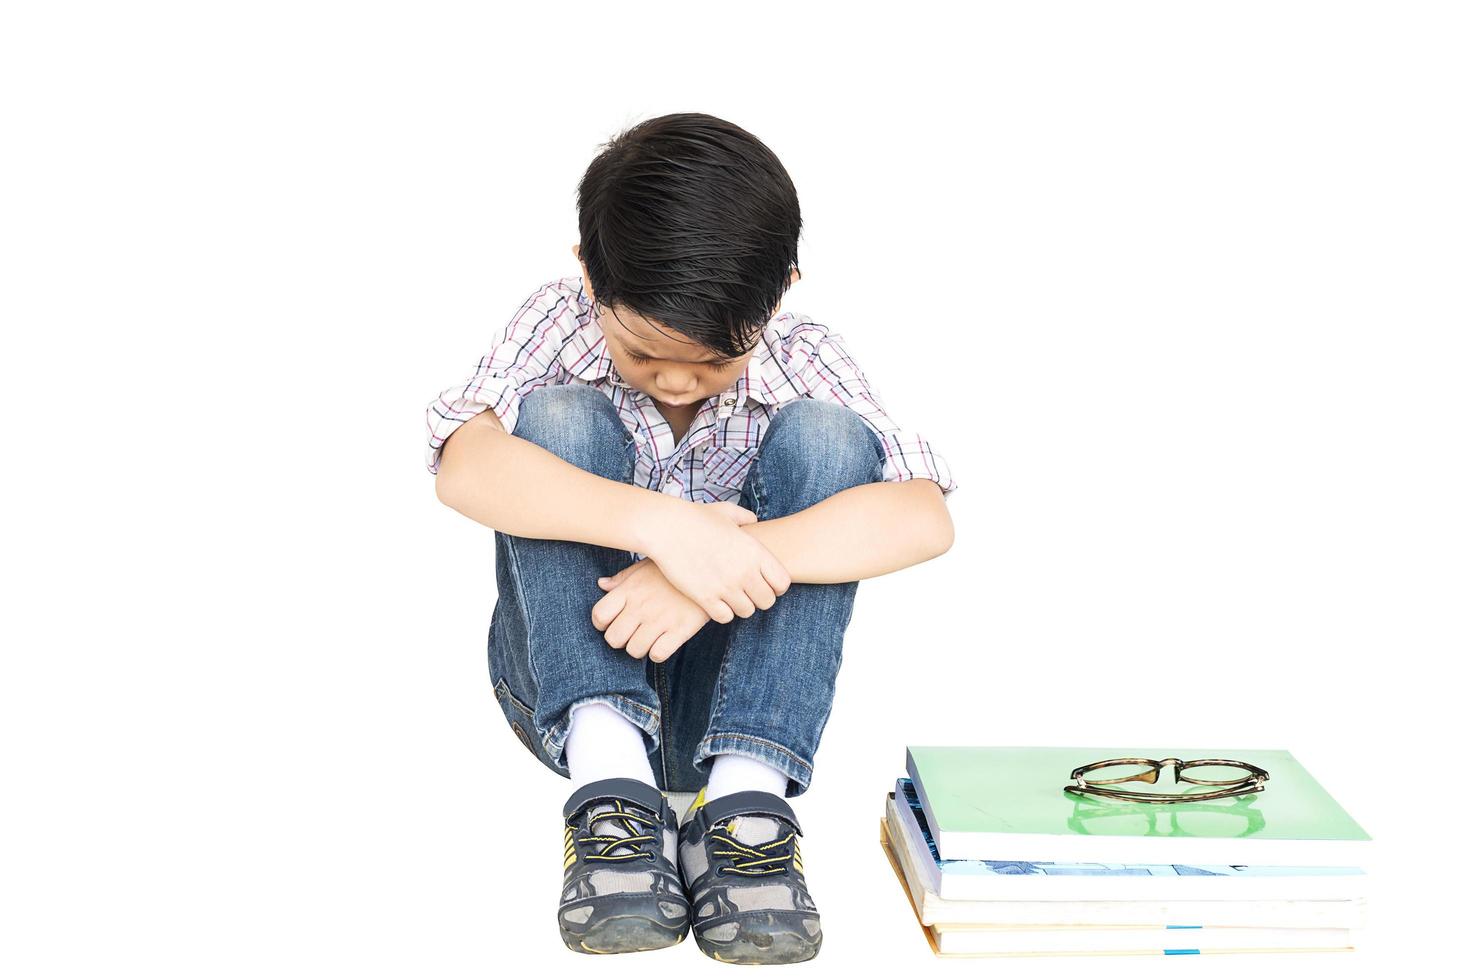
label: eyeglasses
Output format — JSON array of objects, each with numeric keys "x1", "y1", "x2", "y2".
[{"x1": 1063, "y1": 757, "x2": 1269, "y2": 804}]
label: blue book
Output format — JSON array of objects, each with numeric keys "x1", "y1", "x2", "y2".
[{"x1": 890, "y1": 778, "x2": 1367, "y2": 904}]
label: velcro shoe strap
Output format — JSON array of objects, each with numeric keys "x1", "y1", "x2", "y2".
[
  {"x1": 562, "y1": 777, "x2": 667, "y2": 823},
  {"x1": 689, "y1": 790, "x2": 801, "y2": 839}
]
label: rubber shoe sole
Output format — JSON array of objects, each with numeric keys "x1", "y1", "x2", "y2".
[
  {"x1": 693, "y1": 910, "x2": 822, "y2": 964},
  {"x1": 563, "y1": 909, "x2": 688, "y2": 954}
]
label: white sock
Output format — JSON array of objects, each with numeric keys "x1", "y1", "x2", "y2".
[
  {"x1": 564, "y1": 701, "x2": 658, "y2": 790},
  {"x1": 706, "y1": 753, "x2": 789, "y2": 802},
  {"x1": 705, "y1": 755, "x2": 790, "y2": 845}
]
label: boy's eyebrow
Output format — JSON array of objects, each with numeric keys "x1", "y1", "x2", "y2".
[{"x1": 620, "y1": 340, "x2": 733, "y2": 364}]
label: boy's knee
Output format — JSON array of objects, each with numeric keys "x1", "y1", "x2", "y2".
[
  {"x1": 512, "y1": 386, "x2": 632, "y2": 470},
  {"x1": 760, "y1": 399, "x2": 884, "y2": 497}
]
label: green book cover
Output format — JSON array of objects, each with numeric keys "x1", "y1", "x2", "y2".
[{"x1": 905, "y1": 746, "x2": 1371, "y2": 864}]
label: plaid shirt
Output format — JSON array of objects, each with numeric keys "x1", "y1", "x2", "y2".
[{"x1": 426, "y1": 277, "x2": 958, "y2": 513}]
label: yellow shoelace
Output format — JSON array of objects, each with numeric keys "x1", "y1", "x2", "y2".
[
  {"x1": 570, "y1": 801, "x2": 659, "y2": 864},
  {"x1": 711, "y1": 828, "x2": 798, "y2": 876}
]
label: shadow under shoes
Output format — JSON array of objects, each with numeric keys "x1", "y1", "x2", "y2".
[
  {"x1": 677, "y1": 788, "x2": 823, "y2": 964},
  {"x1": 559, "y1": 777, "x2": 691, "y2": 954}
]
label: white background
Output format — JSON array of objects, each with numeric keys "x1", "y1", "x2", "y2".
[{"x1": 3, "y1": 2, "x2": 1466, "y2": 976}]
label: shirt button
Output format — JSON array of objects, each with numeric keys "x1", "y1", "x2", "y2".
[{"x1": 722, "y1": 398, "x2": 735, "y2": 407}]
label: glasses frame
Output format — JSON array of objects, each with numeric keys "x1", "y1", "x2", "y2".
[{"x1": 1063, "y1": 756, "x2": 1270, "y2": 804}]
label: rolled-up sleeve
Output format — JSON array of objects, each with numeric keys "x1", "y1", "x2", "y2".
[
  {"x1": 425, "y1": 282, "x2": 573, "y2": 474},
  {"x1": 791, "y1": 323, "x2": 958, "y2": 499}
]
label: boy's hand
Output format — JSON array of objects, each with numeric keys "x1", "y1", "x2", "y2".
[
  {"x1": 636, "y1": 500, "x2": 790, "y2": 623},
  {"x1": 591, "y1": 559, "x2": 711, "y2": 662}
]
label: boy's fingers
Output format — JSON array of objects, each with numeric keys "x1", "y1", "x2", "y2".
[
  {"x1": 626, "y1": 623, "x2": 662, "y2": 660},
  {"x1": 726, "y1": 590, "x2": 757, "y2": 619},
  {"x1": 651, "y1": 621, "x2": 702, "y2": 662},
  {"x1": 748, "y1": 578, "x2": 777, "y2": 611},
  {"x1": 598, "y1": 566, "x2": 633, "y2": 588},
  {"x1": 648, "y1": 634, "x2": 678, "y2": 662},
  {"x1": 702, "y1": 598, "x2": 736, "y2": 624},
  {"x1": 604, "y1": 610, "x2": 637, "y2": 651},
  {"x1": 590, "y1": 591, "x2": 626, "y2": 630},
  {"x1": 762, "y1": 559, "x2": 791, "y2": 596}
]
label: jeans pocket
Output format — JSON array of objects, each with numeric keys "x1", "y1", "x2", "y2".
[{"x1": 492, "y1": 675, "x2": 558, "y2": 772}]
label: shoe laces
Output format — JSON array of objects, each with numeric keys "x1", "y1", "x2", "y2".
[
  {"x1": 710, "y1": 817, "x2": 800, "y2": 877},
  {"x1": 572, "y1": 800, "x2": 661, "y2": 863}
]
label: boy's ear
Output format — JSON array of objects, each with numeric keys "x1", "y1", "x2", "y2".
[{"x1": 572, "y1": 244, "x2": 597, "y2": 304}]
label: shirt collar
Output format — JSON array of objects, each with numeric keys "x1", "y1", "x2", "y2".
[{"x1": 560, "y1": 292, "x2": 776, "y2": 414}]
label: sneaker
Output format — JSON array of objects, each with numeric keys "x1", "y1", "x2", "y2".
[
  {"x1": 677, "y1": 787, "x2": 822, "y2": 964},
  {"x1": 559, "y1": 777, "x2": 691, "y2": 954}
]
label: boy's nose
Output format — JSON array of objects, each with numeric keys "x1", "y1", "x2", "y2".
[{"x1": 657, "y1": 369, "x2": 698, "y2": 397}]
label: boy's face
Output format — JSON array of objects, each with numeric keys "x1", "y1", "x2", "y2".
[
  {"x1": 575, "y1": 245, "x2": 784, "y2": 412},
  {"x1": 598, "y1": 302, "x2": 752, "y2": 410}
]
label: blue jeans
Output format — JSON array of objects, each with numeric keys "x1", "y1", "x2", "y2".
[{"x1": 487, "y1": 384, "x2": 885, "y2": 798}]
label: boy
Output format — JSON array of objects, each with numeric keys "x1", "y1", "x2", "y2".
[{"x1": 427, "y1": 113, "x2": 957, "y2": 964}]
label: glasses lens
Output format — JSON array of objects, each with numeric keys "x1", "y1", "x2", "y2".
[
  {"x1": 1181, "y1": 762, "x2": 1256, "y2": 785},
  {"x1": 1080, "y1": 762, "x2": 1157, "y2": 785}
]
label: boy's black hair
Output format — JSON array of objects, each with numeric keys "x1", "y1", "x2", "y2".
[{"x1": 576, "y1": 112, "x2": 802, "y2": 360}]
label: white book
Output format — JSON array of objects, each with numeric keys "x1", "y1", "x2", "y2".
[
  {"x1": 930, "y1": 922, "x2": 1356, "y2": 956},
  {"x1": 883, "y1": 795, "x2": 1366, "y2": 929}
]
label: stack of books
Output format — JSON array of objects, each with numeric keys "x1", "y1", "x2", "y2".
[{"x1": 880, "y1": 746, "x2": 1371, "y2": 957}]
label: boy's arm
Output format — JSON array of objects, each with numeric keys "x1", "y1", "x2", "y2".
[
  {"x1": 438, "y1": 413, "x2": 956, "y2": 587},
  {"x1": 434, "y1": 409, "x2": 665, "y2": 554},
  {"x1": 743, "y1": 322, "x2": 956, "y2": 584},
  {"x1": 739, "y1": 479, "x2": 954, "y2": 583}
]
